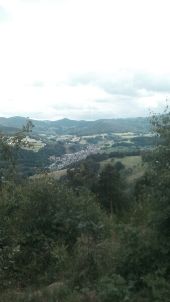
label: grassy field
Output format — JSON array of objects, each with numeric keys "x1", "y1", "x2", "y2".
[
  {"x1": 30, "y1": 169, "x2": 67, "y2": 180},
  {"x1": 22, "y1": 136, "x2": 45, "y2": 152},
  {"x1": 100, "y1": 155, "x2": 141, "y2": 167},
  {"x1": 100, "y1": 155, "x2": 145, "y2": 183},
  {"x1": 112, "y1": 132, "x2": 137, "y2": 139}
]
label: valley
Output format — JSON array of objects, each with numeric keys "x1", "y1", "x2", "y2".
[
  {"x1": 0, "y1": 116, "x2": 154, "y2": 178},
  {"x1": 1, "y1": 114, "x2": 169, "y2": 302},
  {"x1": 17, "y1": 130, "x2": 151, "y2": 175}
]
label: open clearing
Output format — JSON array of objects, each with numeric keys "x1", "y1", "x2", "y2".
[
  {"x1": 100, "y1": 155, "x2": 142, "y2": 168},
  {"x1": 30, "y1": 169, "x2": 67, "y2": 180},
  {"x1": 100, "y1": 155, "x2": 145, "y2": 182}
]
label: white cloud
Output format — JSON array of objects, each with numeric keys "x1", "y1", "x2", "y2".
[{"x1": 0, "y1": 0, "x2": 170, "y2": 120}]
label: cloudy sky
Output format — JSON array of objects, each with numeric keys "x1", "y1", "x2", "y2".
[{"x1": 0, "y1": 0, "x2": 170, "y2": 120}]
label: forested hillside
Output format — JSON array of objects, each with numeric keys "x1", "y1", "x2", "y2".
[
  {"x1": 0, "y1": 111, "x2": 170, "y2": 301},
  {"x1": 0, "y1": 116, "x2": 150, "y2": 135}
]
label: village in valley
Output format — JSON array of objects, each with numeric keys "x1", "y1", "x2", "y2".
[{"x1": 49, "y1": 144, "x2": 100, "y2": 170}]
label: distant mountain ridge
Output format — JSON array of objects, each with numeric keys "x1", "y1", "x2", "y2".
[{"x1": 0, "y1": 116, "x2": 151, "y2": 135}]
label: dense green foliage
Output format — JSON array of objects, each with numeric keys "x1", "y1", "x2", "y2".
[
  {"x1": 0, "y1": 111, "x2": 170, "y2": 301},
  {"x1": 0, "y1": 180, "x2": 110, "y2": 289}
]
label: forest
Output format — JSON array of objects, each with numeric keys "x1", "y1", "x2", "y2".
[{"x1": 0, "y1": 111, "x2": 170, "y2": 301}]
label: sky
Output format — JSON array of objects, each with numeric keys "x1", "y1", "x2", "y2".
[{"x1": 0, "y1": 0, "x2": 170, "y2": 120}]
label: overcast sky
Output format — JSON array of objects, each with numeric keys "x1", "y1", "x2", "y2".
[{"x1": 0, "y1": 0, "x2": 170, "y2": 120}]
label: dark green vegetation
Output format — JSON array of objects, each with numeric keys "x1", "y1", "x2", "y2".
[
  {"x1": 0, "y1": 111, "x2": 170, "y2": 301},
  {"x1": 0, "y1": 116, "x2": 150, "y2": 135}
]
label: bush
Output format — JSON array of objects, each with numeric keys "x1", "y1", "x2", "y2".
[
  {"x1": 0, "y1": 178, "x2": 111, "y2": 288},
  {"x1": 97, "y1": 275, "x2": 130, "y2": 302}
]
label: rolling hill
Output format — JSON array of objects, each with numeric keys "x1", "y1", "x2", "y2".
[{"x1": 0, "y1": 116, "x2": 151, "y2": 135}]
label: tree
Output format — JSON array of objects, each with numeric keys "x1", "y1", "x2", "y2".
[
  {"x1": 123, "y1": 108, "x2": 170, "y2": 298},
  {"x1": 66, "y1": 158, "x2": 100, "y2": 191},
  {"x1": 0, "y1": 119, "x2": 34, "y2": 183},
  {"x1": 0, "y1": 176, "x2": 110, "y2": 288},
  {"x1": 145, "y1": 109, "x2": 170, "y2": 239},
  {"x1": 96, "y1": 164, "x2": 126, "y2": 214}
]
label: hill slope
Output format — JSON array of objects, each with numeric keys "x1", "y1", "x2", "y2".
[{"x1": 0, "y1": 116, "x2": 150, "y2": 135}]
